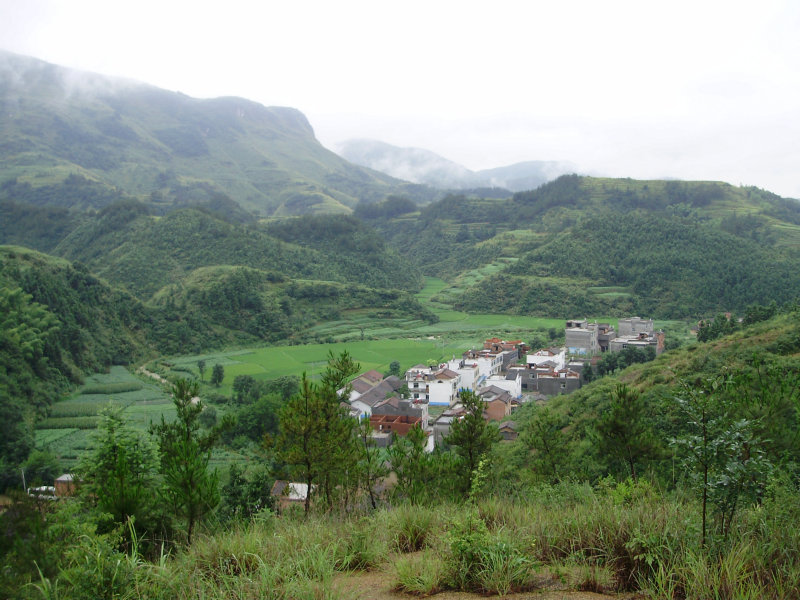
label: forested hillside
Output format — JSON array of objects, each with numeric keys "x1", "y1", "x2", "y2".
[
  {"x1": 0, "y1": 243, "x2": 435, "y2": 487},
  {"x1": 1, "y1": 200, "x2": 420, "y2": 300},
  {"x1": 361, "y1": 175, "x2": 800, "y2": 318},
  {"x1": 0, "y1": 51, "x2": 436, "y2": 216}
]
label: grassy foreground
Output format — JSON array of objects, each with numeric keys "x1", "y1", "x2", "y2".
[{"x1": 22, "y1": 481, "x2": 800, "y2": 600}]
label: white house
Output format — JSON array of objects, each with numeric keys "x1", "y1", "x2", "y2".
[
  {"x1": 526, "y1": 347, "x2": 567, "y2": 370},
  {"x1": 484, "y1": 371, "x2": 522, "y2": 399},
  {"x1": 446, "y1": 358, "x2": 480, "y2": 391},
  {"x1": 405, "y1": 364, "x2": 461, "y2": 406},
  {"x1": 461, "y1": 349, "x2": 503, "y2": 386}
]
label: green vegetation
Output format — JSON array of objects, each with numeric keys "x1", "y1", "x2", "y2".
[
  {"x1": 0, "y1": 288, "x2": 799, "y2": 600},
  {"x1": 0, "y1": 52, "x2": 434, "y2": 216},
  {"x1": 4, "y1": 54, "x2": 800, "y2": 598},
  {"x1": 366, "y1": 176, "x2": 800, "y2": 319},
  {"x1": 49, "y1": 206, "x2": 420, "y2": 299},
  {"x1": 4, "y1": 480, "x2": 800, "y2": 598},
  {"x1": 150, "y1": 380, "x2": 232, "y2": 544}
]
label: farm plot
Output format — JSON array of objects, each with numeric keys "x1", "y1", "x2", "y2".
[{"x1": 35, "y1": 366, "x2": 173, "y2": 468}]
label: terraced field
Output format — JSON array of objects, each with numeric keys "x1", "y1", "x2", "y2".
[{"x1": 35, "y1": 366, "x2": 247, "y2": 470}]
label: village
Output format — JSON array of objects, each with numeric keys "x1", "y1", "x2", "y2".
[{"x1": 343, "y1": 316, "x2": 665, "y2": 452}]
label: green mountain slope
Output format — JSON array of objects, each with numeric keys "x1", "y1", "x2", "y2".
[
  {"x1": 0, "y1": 244, "x2": 436, "y2": 486},
  {"x1": 362, "y1": 175, "x2": 800, "y2": 318},
  {"x1": 0, "y1": 242, "x2": 433, "y2": 404},
  {"x1": 0, "y1": 51, "x2": 434, "y2": 215},
  {"x1": 47, "y1": 203, "x2": 419, "y2": 299},
  {"x1": 525, "y1": 304, "x2": 800, "y2": 482}
]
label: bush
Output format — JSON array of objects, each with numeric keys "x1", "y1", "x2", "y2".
[
  {"x1": 393, "y1": 551, "x2": 445, "y2": 596},
  {"x1": 391, "y1": 504, "x2": 437, "y2": 553},
  {"x1": 447, "y1": 510, "x2": 536, "y2": 594}
]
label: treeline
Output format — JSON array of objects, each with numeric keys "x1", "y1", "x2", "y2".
[
  {"x1": 152, "y1": 265, "x2": 437, "y2": 344},
  {"x1": 513, "y1": 213, "x2": 800, "y2": 317},
  {"x1": 359, "y1": 176, "x2": 800, "y2": 318}
]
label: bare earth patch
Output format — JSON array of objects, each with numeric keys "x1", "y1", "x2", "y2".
[{"x1": 334, "y1": 568, "x2": 641, "y2": 600}]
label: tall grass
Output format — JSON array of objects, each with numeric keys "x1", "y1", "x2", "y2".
[{"x1": 20, "y1": 480, "x2": 800, "y2": 600}]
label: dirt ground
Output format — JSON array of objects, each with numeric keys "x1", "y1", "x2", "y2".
[{"x1": 334, "y1": 568, "x2": 642, "y2": 600}]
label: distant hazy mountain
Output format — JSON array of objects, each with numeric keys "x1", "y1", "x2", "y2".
[
  {"x1": 0, "y1": 51, "x2": 433, "y2": 216},
  {"x1": 337, "y1": 139, "x2": 576, "y2": 192}
]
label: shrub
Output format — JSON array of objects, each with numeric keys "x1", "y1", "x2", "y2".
[
  {"x1": 393, "y1": 551, "x2": 445, "y2": 596},
  {"x1": 447, "y1": 510, "x2": 536, "y2": 594},
  {"x1": 391, "y1": 504, "x2": 437, "y2": 553}
]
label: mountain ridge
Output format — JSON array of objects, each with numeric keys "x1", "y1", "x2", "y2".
[
  {"x1": 0, "y1": 50, "x2": 436, "y2": 216},
  {"x1": 337, "y1": 138, "x2": 576, "y2": 192}
]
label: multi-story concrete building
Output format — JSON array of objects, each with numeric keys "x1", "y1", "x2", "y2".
[
  {"x1": 510, "y1": 364, "x2": 583, "y2": 397},
  {"x1": 565, "y1": 319, "x2": 599, "y2": 356},
  {"x1": 462, "y1": 349, "x2": 504, "y2": 385},
  {"x1": 618, "y1": 317, "x2": 654, "y2": 337},
  {"x1": 405, "y1": 364, "x2": 461, "y2": 406},
  {"x1": 609, "y1": 330, "x2": 665, "y2": 354},
  {"x1": 526, "y1": 347, "x2": 567, "y2": 370},
  {"x1": 565, "y1": 320, "x2": 616, "y2": 355},
  {"x1": 446, "y1": 358, "x2": 480, "y2": 392}
]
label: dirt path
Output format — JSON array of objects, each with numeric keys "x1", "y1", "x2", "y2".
[{"x1": 334, "y1": 569, "x2": 640, "y2": 600}]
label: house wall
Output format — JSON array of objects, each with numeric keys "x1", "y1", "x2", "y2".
[
  {"x1": 485, "y1": 375, "x2": 522, "y2": 398},
  {"x1": 373, "y1": 399, "x2": 429, "y2": 428},
  {"x1": 526, "y1": 348, "x2": 566, "y2": 370},
  {"x1": 429, "y1": 378, "x2": 458, "y2": 405},
  {"x1": 447, "y1": 359, "x2": 479, "y2": 391},
  {"x1": 537, "y1": 377, "x2": 581, "y2": 396},
  {"x1": 483, "y1": 399, "x2": 511, "y2": 421},
  {"x1": 433, "y1": 417, "x2": 454, "y2": 445},
  {"x1": 369, "y1": 414, "x2": 422, "y2": 437},
  {"x1": 566, "y1": 327, "x2": 598, "y2": 356},
  {"x1": 351, "y1": 399, "x2": 372, "y2": 418},
  {"x1": 618, "y1": 317, "x2": 654, "y2": 337}
]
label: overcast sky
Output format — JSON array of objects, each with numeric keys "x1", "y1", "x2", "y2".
[{"x1": 1, "y1": 0, "x2": 799, "y2": 198}]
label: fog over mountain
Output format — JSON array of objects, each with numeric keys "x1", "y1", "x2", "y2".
[
  {"x1": 0, "y1": 51, "x2": 438, "y2": 216},
  {"x1": 337, "y1": 139, "x2": 576, "y2": 192}
]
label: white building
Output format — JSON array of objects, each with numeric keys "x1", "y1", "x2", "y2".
[
  {"x1": 484, "y1": 371, "x2": 522, "y2": 398},
  {"x1": 446, "y1": 358, "x2": 480, "y2": 391},
  {"x1": 405, "y1": 364, "x2": 461, "y2": 406},
  {"x1": 526, "y1": 347, "x2": 567, "y2": 370},
  {"x1": 461, "y1": 349, "x2": 503, "y2": 387}
]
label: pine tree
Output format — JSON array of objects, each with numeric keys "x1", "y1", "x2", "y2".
[
  {"x1": 445, "y1": 390, "x2": 500, "y2": 497},
  {"x1": 595, "y1": 384, "x2": 657, "y2": 482},
  {"x1": 276, "y1": 351, "x2": 360, "y2": 513},
  {"x1": 150, "y1": 379, "x2": 229, "y2": 543},
  {"x1": 79, "y1": 406, "x2": 158, "y2": 530}
]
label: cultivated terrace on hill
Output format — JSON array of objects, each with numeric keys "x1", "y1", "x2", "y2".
[{"x1": 359, "y1": 175, "x2": 800, "y2": 319}]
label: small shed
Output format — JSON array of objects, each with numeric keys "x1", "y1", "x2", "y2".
[
  {"x1": 54, "y1": 474, "x2": 77, "y2": 497},
  {"x1": 271, "y1": 480, "x2": 312, "y2": 512}
]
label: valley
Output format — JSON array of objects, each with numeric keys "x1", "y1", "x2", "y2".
[{"x1": 2, "y1": 51, "x2": 800, "y2": 600}]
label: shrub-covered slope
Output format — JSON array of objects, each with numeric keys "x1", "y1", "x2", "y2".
[
  {"x1": 365, "y1": 176, "x2": 800, "y2": 318},
  {"x1": 49, "y1": 204, "x2": 419, "y2": 299}
]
